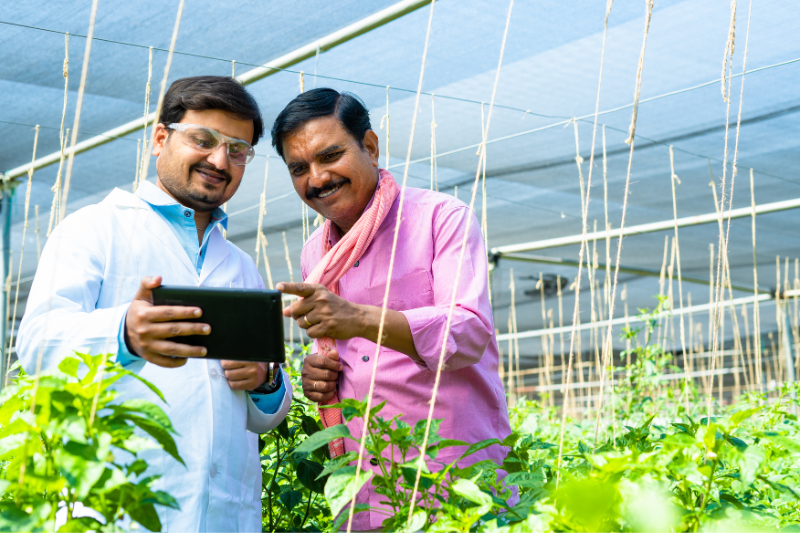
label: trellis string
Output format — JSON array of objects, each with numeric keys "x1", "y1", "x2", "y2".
[
  {"x1": 406, "y1": 0, "x2": 514, "y2": 525},
  {"x1": 343, "y1": 1, "x2": 438, "y2": 529}
]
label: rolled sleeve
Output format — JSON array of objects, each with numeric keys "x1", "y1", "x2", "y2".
[
  {"x1": 116, "y1": 306, "x2": 141, "y2": 366},
  {"x1": 248, "y1": 371, "x2": 287, "y2": 414},
  {"x1": 399, "y1": 205, "x2": 494, "y2": 372}
]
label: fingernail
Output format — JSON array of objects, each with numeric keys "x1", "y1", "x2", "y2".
[
  {"x1": 194, "y1": 309, "x2": 202, "y2": 317},
  {"x1": 200, "y1": 348, "x2": 208, "y2": 356},
  {"x1": 276, "y1": 283, "x2": 284, "y2": 291},
  {"x1": 202, "y1": 325, "x2": 210, "y2": 334}
]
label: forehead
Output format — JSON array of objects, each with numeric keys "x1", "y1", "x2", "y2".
[
  {"x1": 282, "y1": 116, "x2": 352, "y2": 158},
  {"x1": 180, "y1": 109, "x2": 254, "y2": 141}
]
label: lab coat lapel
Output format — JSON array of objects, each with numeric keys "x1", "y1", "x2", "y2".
[
  {"x1": 140, "y1": 206, "x2": 198, "y2": 280},
  {"x1": 200, "y1": 228, "x2": 230, "y2": 283}
]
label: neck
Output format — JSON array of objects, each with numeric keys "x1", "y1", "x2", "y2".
[
  {"x1": 154, "y1": 177, "x2": 214, "y2": 232},
  {"x1": 194, "y1": 211, "x2": 212, "y2": 232}
]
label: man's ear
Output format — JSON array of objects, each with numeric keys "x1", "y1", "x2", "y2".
[
  {"x1": 151, "y1": 124, "x2": 170, "y2": 157},
  {"x1": 362, "y1": 130, "x2": 380, "y2": 168}
]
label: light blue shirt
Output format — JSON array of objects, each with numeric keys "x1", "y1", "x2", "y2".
[{"x1": 117, "y1": 181, "x2": 285, "y2": 414}]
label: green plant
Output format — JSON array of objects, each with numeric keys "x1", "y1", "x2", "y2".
[
  {"x1": 260, "y1": 300, "x2": 800, "y2": 532},
  {"x1": 260, "y1": 346, "x2": 333, "y2": 532},
  {"x1": 0, "y1": 354, "x2": 181, "y2": 532}
]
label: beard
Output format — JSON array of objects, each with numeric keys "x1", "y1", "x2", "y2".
[{"x1": 156, "y1": 143, "x2": 232, "y2": 212}]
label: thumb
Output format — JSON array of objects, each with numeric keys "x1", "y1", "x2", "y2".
[
  {"x1": 325, "y1": 348, "x2": 340, "y2": 362},
  {"x1": 134, "y1": 275, "x2": 162, "y2": 304}
]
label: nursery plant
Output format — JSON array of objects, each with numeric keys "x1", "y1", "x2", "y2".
[
  {"x1": 0, "y1": 354, "x2": 181, "y2": 532},
  {"x1": 261, "y1": 300, "x2": 800, "y2": 532}
]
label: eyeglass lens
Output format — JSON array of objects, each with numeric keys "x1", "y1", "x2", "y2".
[{"x1": 182, "y1": 126, "x2": 253, "y2": 165}]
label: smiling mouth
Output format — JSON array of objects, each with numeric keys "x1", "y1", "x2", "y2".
[
  {"x1": 317, "y1": 183, "x2": 343, "y2": 199},
  {"x1": 195, "y1": 168, "x2": 226, "y2": 184}
]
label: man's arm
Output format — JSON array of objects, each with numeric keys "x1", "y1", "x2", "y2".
[
  {"x1": 17, "y1": 212, "x2": 131, "y2": 373},
  {"x1": 279, "y1": 205, "x2": 493, "y2": 374},
  {"x1": 277, "y1": 282, "x2": 421, "y2": 362}
]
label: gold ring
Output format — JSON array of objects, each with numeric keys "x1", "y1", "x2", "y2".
[
  {"x1": 313, "y1": 380, "x2": 319, "y2": 392},
  {"x1": 304, "y1": 315, "x2": 312, "y2": 327}
]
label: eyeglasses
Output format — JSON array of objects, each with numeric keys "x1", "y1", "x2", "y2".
[{"x1": 166, "y1": 123, "x2": 255, "y2": 166}]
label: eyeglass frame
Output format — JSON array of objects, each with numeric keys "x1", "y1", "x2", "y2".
[{"x1": 165, "y1": 123, "x2": 256, "y2": 166}]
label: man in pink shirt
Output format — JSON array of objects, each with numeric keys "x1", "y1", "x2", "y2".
[{"x1": 273, "y1": 88, "x2": 511, "y2": 530}]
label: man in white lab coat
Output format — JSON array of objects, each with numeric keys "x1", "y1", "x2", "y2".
[{"x1": 17, "y1": 76, "x2": 290, "y2": 532}]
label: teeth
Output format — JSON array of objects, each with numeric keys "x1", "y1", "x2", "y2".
[{"x1": 319, "y1": 184, "x2": 341, "y2": 198}]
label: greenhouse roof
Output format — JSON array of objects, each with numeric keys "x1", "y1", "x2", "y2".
[{"x1": 2, "y1": 0, "x2": 799, "y2": 366}]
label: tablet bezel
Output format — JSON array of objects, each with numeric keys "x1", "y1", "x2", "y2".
[{"x1": 151, "y1": 285, "x2": 286, "y2": 363}]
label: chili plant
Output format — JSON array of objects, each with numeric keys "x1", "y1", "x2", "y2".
[{"x1": 0, "y1": 353, "x2": 181, "y2": 532}]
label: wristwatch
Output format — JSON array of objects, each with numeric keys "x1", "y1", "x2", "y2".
[{"x1": 252, "y1": 362, "x2": 283, "y2": 394}]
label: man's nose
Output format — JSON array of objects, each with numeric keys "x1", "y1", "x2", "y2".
[
  {"x1": 206, "y1": 143, "x2": 229, "y2": 169},
  {"x1": 307, "y1": 163, "x2": 330, "y2": 187}
]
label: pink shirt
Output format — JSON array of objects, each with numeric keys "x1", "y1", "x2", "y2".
[{"x1": 301, "y1": 183, "x2": 511, "y2": 530}]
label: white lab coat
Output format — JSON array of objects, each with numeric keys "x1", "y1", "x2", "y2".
[{"x1": 17, "y1": 186, "x2": 291, "y2": 532}]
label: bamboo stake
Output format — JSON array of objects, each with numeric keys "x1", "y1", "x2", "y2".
[
  {"x1": 750, "y1": 168, "x2": 763, "y2": 393},
  {"x1": 34, "y1": 206, "x2": 41, "y2": 263},
  {"x1": 47, "y1": 33, "x2": 69, "y2": 237},
  {"x1": 6, "y1": 126, "x2": 40, "y2": 369},
  {"x1": 60, "y1": 0, "x2": 101, "y2": 220},
  {"x1": 136, "y1": 47, "x2": 154, "y2": 188},
  {"x1": 255, "y1": 157, "x2": 270, "y2": 268}
]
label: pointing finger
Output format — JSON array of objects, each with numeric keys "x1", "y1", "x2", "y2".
[{"x1": 276, "y1": 282, "x2": 317, "y2": 298}]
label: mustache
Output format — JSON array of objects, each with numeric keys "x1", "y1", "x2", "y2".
[
  {"x1": 306, "y1": 178, "x2": 349, "y2": 200},
  {"x1": 192, "y1": 162, "x2": 232, "y2": 183}
]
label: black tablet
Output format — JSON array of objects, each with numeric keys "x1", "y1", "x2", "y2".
[{"x1": 152, "y1": 286, "x2": 286, "y2": 363}]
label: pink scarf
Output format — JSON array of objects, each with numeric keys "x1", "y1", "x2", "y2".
[{"x1": 304, "y1": 169, "x2": 400, "y2": 457}]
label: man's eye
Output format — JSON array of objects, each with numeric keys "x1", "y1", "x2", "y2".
[
  {"x1": 292, "y1": 166, "x2": 307, "y2": 176},
  {"x1": 188, "y1": 134, "x2": 216, "y2": 149},
  {"x1": 228, "y1": 142, "x2": 248, "y2": 155},
  {"x1": 322, "y1": 151, "x2": 342, "y2": 161}
]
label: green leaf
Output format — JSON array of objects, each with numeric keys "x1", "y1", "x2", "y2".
[
  {"x1": 58, "y1": 356, "x2": 81, "y2": 378},
  {"x1": 297, "y1": 458, "x2": 327, "y2": 494},
  {"x1": 112, "y1": 400, "x2": 175, "y2": 433},
  {"x1": 317, "y1": 451, "x2": 358, "y2": 480},
  {"x1": 459, "y1": 438, "x2": 502, "y2": 461},
  {"x1": 114, "y1": 367, "x2": 167, "y2": 404},
  {"x1": 452, "y1": 478, "x2": 493, "y2": 507},
  {"x1": 57, "y1": 516, "x2": 104, "y2": 532},
  {"x1": 720, "y1": 493, "x2": 745, "y2": 510},
  {"x1": 330, "y1": 503, "x2": 371, "y2": 532},
  {"x1": 396, "y1": 510, "x2": 427, "y2": 533},
  {"x1": 127, "y1": 416, "x2": 184, "y2": 466},
  {"x1": 279, "y1": 489, "x2": 303, "y2": 511},
  {"x1": 300, "y1": 414, "x2": 322, "y2": 436},
  {"x1": 292, "y1": 424, "x2": 351, "y2": 456},
  {"x1": 426, "y1": 438, "x2": 468, "y2": 459},
  {"x1": 126, "y1": 502, "x2": 162, "y2": 532},
  {"x1": 505, "y1": 470, "x2": 546, "y2": 488},
  {"x1": 324, "y1": 466, "x2": 373, "y2": 518},
  {"x1": 731, "y1": 407, "x2": 760, "y2": 426}
]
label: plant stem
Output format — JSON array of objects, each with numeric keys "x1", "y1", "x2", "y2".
[{"x1": 301, "y1": 493, "x2": 314, "y2": 529}]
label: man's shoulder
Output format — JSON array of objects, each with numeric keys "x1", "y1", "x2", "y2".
[
  {"x1": 401, "y1": 186, "x2": 471, "y2": 216},
  {"x1": 57, "y1": 189, "x2": 144, "y2": 229}
]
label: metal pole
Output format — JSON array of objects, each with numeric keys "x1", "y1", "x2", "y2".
[
  {"x1": 0, "y1": 186, "x2": 13, "y2": 388},
  {"x1": 491, "y1": 197, "x2": 800, "y2": 254},
  {"x1": 2, "y1": 0, "x2": 434, "y2": 183},
  {"x1": 496, "y1": 293, "x2": 773, "y2": 342},
  {"x1": 499, "y1": 251, "x2": 768, "y2": 295}
]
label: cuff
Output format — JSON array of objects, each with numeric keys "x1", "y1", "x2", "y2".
[
  {"x1": 249, "y1": 371, "x2": 286, "y2": 414},
  {"x1": 116, "y1": 306, "x2": 141, "y2": 366},
  {"x1": 400, "y1": 307, "x2": 457, "y2": 371}
]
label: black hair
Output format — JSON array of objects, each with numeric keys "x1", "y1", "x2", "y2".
[
  {"x1": 159, "y1": 75, "x2": 264, "y2": 145},
  {"x1": 271, "y1": 88, "x2": 372, "y2": 159}
]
